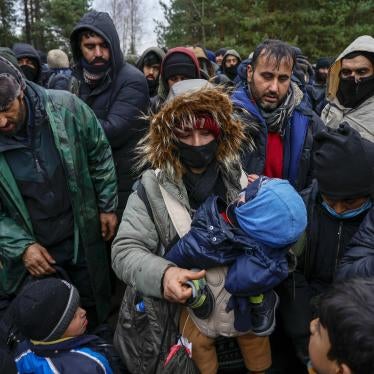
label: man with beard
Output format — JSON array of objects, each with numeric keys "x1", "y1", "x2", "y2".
[
  {"x1": 69, "y1": 11, "x2": 149, "y2": 217},
  {"x1": 0, "y1": 56, "x2": 118, "y2": 329},
  {"x1": 322, "y1": 35, "x2": 374, "y2": 142},
  {"x1": 306, "y1": 57, "x2": 332, "y2": 115},
  {"x1": 136, "y1": 47, "x2": 165, "y2": 97},
  {"x1": 221, "y1": 49, "x2": 241, "y2": 82},
  {"x1": 232, "y1": 39, "x2": 324, "y2": 192},
  {"x1": 12, "y1": 43, "x2": 42, "y2": 84}
]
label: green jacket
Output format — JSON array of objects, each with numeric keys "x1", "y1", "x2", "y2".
[{"x1": 0, "y1": 83, "x2": 118, "y2": 321}]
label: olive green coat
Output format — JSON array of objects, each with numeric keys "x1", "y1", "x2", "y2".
[{"x1": 0, "y1": 83, "x2": 118, "y2": 321}]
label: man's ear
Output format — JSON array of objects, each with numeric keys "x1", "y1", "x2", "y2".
[{"x1": 247, "y1": 64, "x2": 254, "y2": 82}]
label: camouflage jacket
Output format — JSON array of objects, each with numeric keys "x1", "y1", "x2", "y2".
[{"x1": 0, "y1": 82, "x2": 118, "y2": 321}]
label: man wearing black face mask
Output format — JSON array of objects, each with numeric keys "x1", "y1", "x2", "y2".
[
  {"x1": 322, "y1": 35, "x2": 374, "y2": 142},
  {"x1": 306, "y1": 57, "x2": 332, "y2": 115},
  {"x1": 69, "y1": 11, "x2": 149, "y2": 218},
  {"x1": 12, "y1": 43, "x2": 42, "y2": 84}
]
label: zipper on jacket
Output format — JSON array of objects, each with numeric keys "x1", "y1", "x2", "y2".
[
  {"x1": 334, "y1": 222, "x2": 343, "y2": 273},
  {"x1": 33, "y1": 153, "x2": 42, "y2": 174}
]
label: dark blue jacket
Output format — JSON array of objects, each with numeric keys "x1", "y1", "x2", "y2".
[
  {"x1": 70, "y1": 11, "x2": 150, "y2": 215},
  {"x1": 165, "y1": 195, "x2": 289, "y2": 296},
  {"x1": 232, "y1": 83, "x2": 324, "y2": 191},
  {"x1": 337, "y1": 207, "x2": 374, "y2": 279},
  {"x1": 14, "y1": 335, "x2": 114, "y2": 374},
  {"x1": 47, "y1": 68, "x2": 72, "y2": 90}
]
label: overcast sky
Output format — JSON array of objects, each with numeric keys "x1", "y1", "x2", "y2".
[{"x1": 92, "y1": 0, "x2": 168, "y2": 54}]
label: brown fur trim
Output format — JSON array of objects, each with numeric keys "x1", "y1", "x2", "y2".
[{"x1": 137, "y1": 86, "x2": 252, "y2": 182}]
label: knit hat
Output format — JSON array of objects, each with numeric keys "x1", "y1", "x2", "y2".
[
  {"x1": 14, "y1": 279, "x2": 80, "y2": 342},
  {"x1": 230, "y1": 177, "x2": 307, "y2": 248},
  {"x1": 316, "y1": 57, "x2": 332, "y2": 70},
  {"x1": 313, "y1": 123, "x2": 374, "y2": 199},
  {"x1": 47, "y1": 49, "x2": 70, "y2": 69},
  {"x1": 163, "y1": 51, "x2": 198, "y2": 81},
  {"x1": 0, "y1": 55, "x2": 26, "y2": 111},
  {"x1": 191, "y1": 115, "x2": 221, "y2": 139},
  {"x1": 215, "y1": 48, "x2": 227, "y2": 57}
]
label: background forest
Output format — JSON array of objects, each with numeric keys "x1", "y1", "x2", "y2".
[{"x1": 0, "y1": 0, "x2": 373, "y2": 60}]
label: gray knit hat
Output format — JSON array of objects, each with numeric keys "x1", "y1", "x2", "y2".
[
  {"x1": 14, "y1": 279, "x2": 80, "y2": 342},
  {"x1": 47, "y1": 49, "x2": 70, "y2": 69}
]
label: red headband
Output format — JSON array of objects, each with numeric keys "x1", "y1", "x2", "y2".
[{"x1": 193, "y1": 115, "x2": 221, "y2": 139}]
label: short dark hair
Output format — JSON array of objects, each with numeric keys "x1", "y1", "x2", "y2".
[
  {"x1": 78, "y1": 29, "x2": 100, "y2": 45},
  {"x1": 318, "y1": 278, "x2": 374, "y2": 374},
  {"x1": 251, "y1": 39, "x2": 295, "y2": 70}
]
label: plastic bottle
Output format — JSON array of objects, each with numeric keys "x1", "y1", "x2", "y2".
[{"x1": 135, "y1": 300, "x2": 145, "y2": 313}]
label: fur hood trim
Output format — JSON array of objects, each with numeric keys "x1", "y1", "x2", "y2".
[{"x1": 138, "y1": 86, "x2": 249, "y2": 181}]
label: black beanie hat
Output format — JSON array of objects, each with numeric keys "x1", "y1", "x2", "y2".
[
  {"x1": 313, "y1": 123, "x2": 374, "y2": 199},
  {"x1": 163, "y1": 52, "x2": 198, "y2": 81},
  {"x1": 0, "y1": 55, "x2": 26, "y2": 111},
  {"x1": 316, "y1": 57, "x2": 332, "y2": 70},
  {"x1": 14, "y1": 279, "x2": 80, "y2": 342}
]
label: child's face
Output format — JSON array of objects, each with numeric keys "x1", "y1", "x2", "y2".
[
  {"x1": 309, "y1": 318, "x2": 347, "y2": 374},
  {"x1": 62, "y1": 307, "x2": 88, "y2": 338}
]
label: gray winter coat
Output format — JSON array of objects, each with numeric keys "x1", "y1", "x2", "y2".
[{"x1": 112, "y1": 167, "x2": 243, "y2": 373}]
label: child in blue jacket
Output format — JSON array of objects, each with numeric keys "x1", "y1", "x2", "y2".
[
  {"x1": 166, "y1": 176, "x2": 307, "y2": 336},
  {"x1": 12, "y1": 278, "x2": 119, "y2": 374}
]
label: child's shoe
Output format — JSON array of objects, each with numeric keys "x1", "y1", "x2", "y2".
[
  {"x1": 185, "y1": 276, "x2": 215, "y2": 319},
  {"x1": 250, "y1": 290, "x2": 279, "y2": 336}
]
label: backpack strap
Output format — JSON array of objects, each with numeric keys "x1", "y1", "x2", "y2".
[{"x1": 155, "y1": 169, "x2": 192, "y2": 237}]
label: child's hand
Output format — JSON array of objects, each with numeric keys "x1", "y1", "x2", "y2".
[
  {"x1": 247, "y1": 174, "x2": 259, "y2": 184},
  {"x1": 163, "y1": 267, "x2": 206, "y2": 304}
]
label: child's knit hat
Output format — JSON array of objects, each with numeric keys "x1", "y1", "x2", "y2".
[
  {"x1": 229, "y1": 177, "x2": 307, "y2": 248},
  {"x1": 14, "y1": 278, "x2": 80, "y2": 342}
]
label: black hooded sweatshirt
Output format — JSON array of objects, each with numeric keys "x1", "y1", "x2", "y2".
[
  {"x1": 70, "y1": 11, "x2": 150, "y2": 215},
  {"x1": 12, "y1": 43, "x2": 42, "y2": 83}
]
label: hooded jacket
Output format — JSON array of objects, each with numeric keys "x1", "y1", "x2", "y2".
[
  {"x1": 112, "y1": 80, "x2": 247, "y2": 373},
  {"x1": 322, "y1": 35, "x2": 374, "y2": 142},
  {"x1": 70, "y1": 11, "x2": 150, "y2": 215},
  {"x1": 232, "y1": 82, "x2": 325, "y2": 191},
  {"x1": 12, "y1": 43, "x2": 42, "y2": 83},
  {"x1": 136, "y1": 47, "x2": 165, "y2": 97},
  {"x1": 0, "y1": 82, "x2": 118, "y2": 322},
  {"x1": 221, "y1": 49, "x2": 241, "y2": 81},
  {"x1": 337, "y1": 206, "x2": 374, "y2": 279},
  {"x1": 165, "y1": 194, "x2": 292, "y2": 295},
  {"x1": 150, "y1": 47, "x2": 201, "y2": 113}
]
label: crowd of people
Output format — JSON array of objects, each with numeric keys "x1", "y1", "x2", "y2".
[{"x1": 0, "y1": 9, "x2": 373, "y2": 374}]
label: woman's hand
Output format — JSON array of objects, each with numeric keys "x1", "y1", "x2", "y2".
[{"x1": 163, "y1": 267, "x2": 206, "y2": 304}]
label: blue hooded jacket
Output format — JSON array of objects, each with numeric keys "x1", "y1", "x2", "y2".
[
  {"x1": 166, "y1": 196, "x2": 301, "y2": 295},
  {"x1": 232, "y1": 83, "x2": 324, "y2": 191}
]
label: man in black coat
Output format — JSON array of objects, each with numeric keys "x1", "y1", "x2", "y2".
[
  {"x1": 69, "y1": 11, "x2": 150, "y2": 218},
  {"x1": 279, "y1": 123, "x2": 374, "y2": 368},
  {"x1": 12, "y1": 43, "x2": 42, "y2": 84}
]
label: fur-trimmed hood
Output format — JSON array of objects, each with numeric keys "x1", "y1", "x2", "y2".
[{"x1": 138, "y1": 79, "x2": 250, "y2": 182}]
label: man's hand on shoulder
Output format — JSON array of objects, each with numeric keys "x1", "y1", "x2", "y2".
[
  {"x1": 163, "y1": 267, "x2": 206, "y2": 304},
  {"x1": 100, "y1": 212, "x2": 118, "y2": 241},
  {"x1": 22, "y1": 243, "x2": 56, "y2": 277}
]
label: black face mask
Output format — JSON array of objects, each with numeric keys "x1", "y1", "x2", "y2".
[
  {"x1": 20, "y1": 65, "x2": 37, "y2": 82},
  {"x1": 336, "y1": 75, "x2": 374, "y2": 108},
  {"x1": 177, "y1": 140, "x2": 218, "y2": 169},
  {"x1": 225, "y1": 65, "x2": 238, "y2": 80}
]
